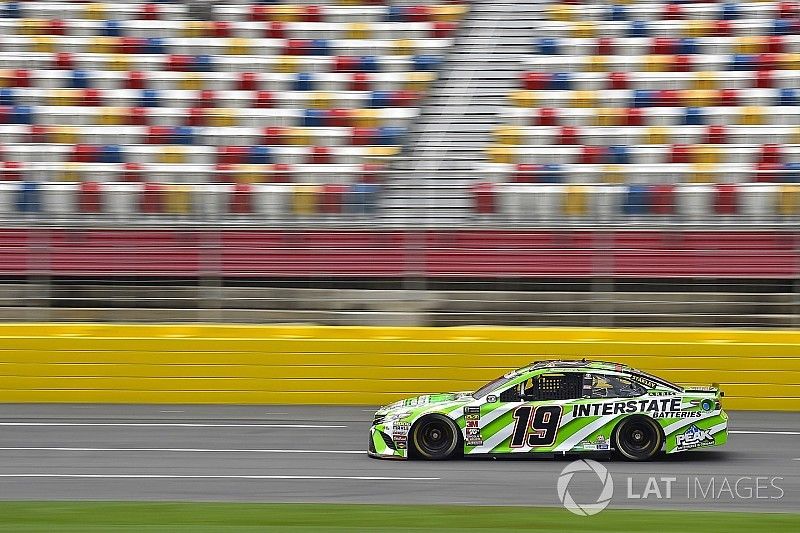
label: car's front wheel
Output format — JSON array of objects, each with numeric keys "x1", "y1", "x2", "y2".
[
  {"x1": 411, "y1": 414, "x2": 460, "y2": 460},
  {"x1": 613, "y1": 416, "x2": 663, "y2": 461}
]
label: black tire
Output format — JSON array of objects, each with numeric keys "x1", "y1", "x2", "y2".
[
  {"x1": 613, "y1": 416, "x2": 663, "y2": 461},
  {"x1": 411, "y1": 414, "x2": 460, "y2": 460}
]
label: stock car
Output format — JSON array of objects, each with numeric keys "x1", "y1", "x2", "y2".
[{"x1": 368, "y1": 360, "x2": 727, "y2": 461}]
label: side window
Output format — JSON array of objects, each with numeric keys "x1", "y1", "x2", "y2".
[
  {"x1": 586, "y1": 374, "x2": 646, "y2": 399},
  {"x1": 521, "y1": 373, "x2": 583, "y2": 401}
]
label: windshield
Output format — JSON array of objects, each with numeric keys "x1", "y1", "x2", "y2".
[{"x1": 472, "y1": 373, "x2": 517, "y2": 399}]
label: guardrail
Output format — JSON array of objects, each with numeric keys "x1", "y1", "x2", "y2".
[{"x1": 0, "y1": 323, "x2": 796, "y2": 410}]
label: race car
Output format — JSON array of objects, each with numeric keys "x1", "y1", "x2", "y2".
[{"x1": 369, "y1": 359, "x2": 727, "y2": 461}]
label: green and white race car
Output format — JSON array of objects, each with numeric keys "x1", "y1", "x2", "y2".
[{"x1": 369, "y1": 360, "x2": 727, "y2": 461}]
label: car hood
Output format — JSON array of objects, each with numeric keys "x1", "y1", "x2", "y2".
[{"x1": 377, "y1": 391, "x2": 473, "y2": 415}]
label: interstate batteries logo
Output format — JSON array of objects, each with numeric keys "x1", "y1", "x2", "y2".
[{"x1": 556, "y1": 459, "x2": 614, "y2": 516}]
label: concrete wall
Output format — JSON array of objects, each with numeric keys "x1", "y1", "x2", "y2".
[{"x1": 0, "y1": 324, "x2": 797, "y2": 410}]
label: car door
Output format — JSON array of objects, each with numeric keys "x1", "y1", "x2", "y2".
[{"x1": 467, "y1": 371, "x2": 584, "y2": 455}]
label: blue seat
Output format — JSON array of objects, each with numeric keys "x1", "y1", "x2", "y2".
[
  {"x1": 629, "y1": 20, "x2": 648, "y2": 38},
  {"x1": 772, "y1": 19, "x2": 791, "y2": 36},
  {"x1": 632, "y1": 89, "x2": 654, "y2": 108},
  {"x1": 536, "y1": 38, "x2": 559, "y2": 55},
  {"x1": 70, "y1": 70, "x2": 90, "y2": 89},
  {"x1": 783, "y1": 163, "x2": 800, "y2": 183},
  {"x1": 103, "y1": 20, "x2": 121, "y2": 37},
  {"x1": 16, "y1": 181, "x2": 40, "y2": 213},
  {"x1": 359, "y1": 56, "x2": 379, "y2": 72},
  {"x1": 386, "y1": 6, "x2": 404, "y2": 22},
  {"x1": 778, "y1": 88, "x2": 798, "y2": 106},
  {"x1": 99, "y1": 144, "x2": 123, "y2": 164},
  {"x1": 412, "y1": 55, "x2": 439, "y2": 72},
  {"x1": 609, "y1": 5, "x2": 627, "y2": 21},
  {"x1": 145, "y1": 38, "x2": 166, "y2": 55},
  {"x1": 677, "y1": 38, "x2": 698, "y2": 55},
  {"x1": 303, "y1": 109, "x2": 325, "y2": 127},
  {"x1": 247, "y1": 145, "x2": 272, "y2": 165},
  {"x1": 684, "y1": 107, "x2": 704, "y2": 126},
  {"x1": 608, "y1": 145, "x2": 630, "y2": 165},
  {"x1": 194, "y1": 55, "x2": 213, "y2": 72},
  {"x1": 346, "y1": 183, "x2": 379, "y2": 214},
  {"x1": 369, "y1": 91, "x2": 391, "y2": 109},
  {"x1": 731, "y1": 54, "x2": 754, "y2": 71},
  {"x1": 720, "y1": 2, "x2": 739, "y2": 20},
  {"x1": 624, "y1": 185, "x2": 650, "y2": 215},
  {"x1": 550, "y1": 72, "x2": 571, "y2": 90},
  {"x1": 140, "y1": 90, "x2": 160, "y2": 107},
  {"x1": 294, "y1": 72, "x2": 314, "y2": 91},
  {"x1": 10, "y1": 105, "x2": 32, "y2": 125},
  {"x1": 0, "y1": 88, "x2": 15, "y2": 106},
  {"x1": 541, "y1": 163, "x2": 563, "y2": 183},
  {"x1": 377, "y1": 126, "x2": 405, "y2": 146},
  {"x1": 310, "y1": 39, "x2": 329, "y2": 56},
  {"x1": 173, "y1": 126, "x2": 193, "y2": 145},
  {"x1": 2, "y1": 2, "x2": 21, "y2": 18}
]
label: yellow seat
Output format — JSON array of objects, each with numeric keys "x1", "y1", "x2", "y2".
[
  {"x1": 32, "y1": 36, "x2": 55, "y2": 54},
  {"x1": 548, "y1": 4, "x2": 573, "y2": 22},
  {"x1": 19, "y1": 19, "x2": 44, "y2": 36},
  {"x1": 293, "y1": 185, "x2": 319, "y2": 215},
  {"x1": 209, "y1": 108, "x2": 237, "y2": 127},
  {"x1": 404, "y1": 71, "x2": 434, "y2": 91},
  {"x1": 777, "y1": 185, "x2": 800, "y2": 215},
  {"x1": 596, "y1": 108, "x2": 622, "y2": 127},
  {"x1": 268, "y1": 5, "x2": 301, "y2": 22},
  {"x1": 227, "y1": 38, "x2": 251, "y2": 56},
  {"x1": 366, "y1": 146, "x2": 399, "y2": 161},
  {"x1": 691, "y1": 163, "x2": 715, "y2": 183},
  {"x1": 571, "y1": 21, "x2": 595, "y2": 38},
  {"x1": 571, "y1": 90, "x2": 596, "y2": 109},
  {"x1": 644, "y1": 55, "x2": 669, "y2": 73},
  {"x1": 645, "y1": 127, "x2": 667, "y2": 145},
  {"x1": 287, "y1": 128, "x2": 311, "y2": 146},
  {"x1": 587, "y1": 56, "x2": 607, "y2": 73},
  {"x1": 486, "y1": 145, "x2": 516, "y2": 165},
  {"x1": 310, "y1": 91, "x2": 332, "y2": 110},
  {"x1": 431, "y1": 4, "x2": 467, "y2": 22},
  {"x1": 683, "y1": 20, "x2": 709, "y2": 38},
  {"x1": 494, "y1": 126, "x2": 522, "y2": 146},
  {"x1": 108, "y1": 54, "x2": 130, "y2": 72},
  {"x1": 100, "y1": 107, "x2": 125, "y2": 126},
  {"x1": 740, "y1": 106, "x2": 764, "y2": 126},
  {"x1": 275, "y1": 56, "x2": 299, "y2": 73},
  {"x1": 564, "y1": 186, "x2": 588, "y2": 216},
  {"x1": 735, "y1": 36, "x2": 763, "y2": 54},
  {"x1": 510, "y1": 90, "x2": 537, "y2": 109},
  {"x1": 59, "y1": 162, "x2": 81, "y2": 182},
  {"x1": 85, "y1": 3, "x2": 106, "y2": 21},
  {"x1": 54, "y1": 127, "x2": 78, "y2": 144},
  {"x1": 602, "y1": 165, "x2": 625, "y2": 184},
  {"x1": 683, "y1": 89, "x2": 714, "y2": 107},
  {"x1": 693, "y1": 72, "x2": 717, "y2": 90},
  {"x1": 179, "y1": 72, "x2": 203, "y2": 91},
  {"x1": 393, "y1": 39, "x2": 415, "y2": 56},
  {"x1": 692, "y1": 145, "x2": 720, "y2": 164},
  {"x1": 166, "y1": 185, "x2": 192, "y2": 215},
  {"x1": 183, "y1": 21, "x2": 207, "y2": 38},
  {"x1": 353, "y1": 109, "x2": 380, "y2": 128},
  {"x1": 346, "y1": 23, "x2": 370, "y2": 40},
  {"x1": 49, "y1": 89, "x2": 75, "y2": 106},
  {"x1": 159, "y1": 147, "x2": 186, "y2": 164}
]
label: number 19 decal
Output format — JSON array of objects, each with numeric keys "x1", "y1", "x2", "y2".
[{"x1": 510, "y1": 405, "x2": 562, "y2": 448}]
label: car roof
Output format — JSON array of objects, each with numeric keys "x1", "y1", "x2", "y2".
[{"x1": 519, "y1": 359, "x2": 631, "y2": 374}]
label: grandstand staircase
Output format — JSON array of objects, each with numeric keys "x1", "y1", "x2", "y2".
[{"x1": 383, "y1": 0, "x2": 547, "y2": 222}]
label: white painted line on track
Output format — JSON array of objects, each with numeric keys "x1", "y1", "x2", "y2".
[
  {"x1": 0, "y1": 474, "x2": 438, "y2": 481},
  {"x1": 730, "y1": 430, "x2": 800, "y2": 436},
  {"x1": 0, "y1": 423, "x2": 345, "y2": 428},
  {"x1": 0, "y1": 447, "x2": 363, "y2": 455}
]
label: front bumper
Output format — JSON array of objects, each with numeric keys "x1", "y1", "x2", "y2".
[{"x1": 368, "y1": 424, "x2": 408, "y2": 459}]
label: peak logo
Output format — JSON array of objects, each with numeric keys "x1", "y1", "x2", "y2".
[{"x1": 675, "y1": 425, "x2": 715, "y2": 450}]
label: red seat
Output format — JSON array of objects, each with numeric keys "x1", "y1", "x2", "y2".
[
  {"x1": 309, "y1": 146, "x2": 331, "y2": 164},
  {"x1": 717, "y1": 88, "x2": 739, "y2": 106},
  {"x1": 212, "y1": 21, "x2": 231, "y2": 38},
  {"x1": 319, "y1": 184, "x2": 346, "y2": 214},
  {"x1": 78, "y1": 181, "x2": 102, "y2": 213},
  {"x1": 514, "y1": 163, "x2": 541, "y2": 182},
  {"x1": 663, "y1": 3, "x2": 683, "y2": 20},
  {"x1": 596, "y1": 37, "x2": 614, "y2": 56},
  {"x1": 266, "y1": 21, "x2": 285, "y2": 39},
  {"x1": 229, "y1": 183, "x2": 253, "y2": 214},
  {"x1": 522, "y1": 72, "x2": 548, "y2": 90},
  {"x1": 473, "y1": 182, "x2": 495, "y2": 214},
  {"x1": 608, "y1": 71, "x2": 627, "y2": 90},
  {"x1": 1, "y1": 161, "x2": 22, "y2": 181},
  {"x1": 558, "y1": 126, "x2": 580, "y2": 145},
  {"x1": 351, "y1": 127, "x2": 376, "y2": 146},
  {"x1": 71, "y1": 144, "x2": 98, "y2": 163},
  {"x1": 29, "y1": 125, "x2": 49, "y2": 143},
  {"x1": 12, "y1": 69, "x2": 30, "y2": 88},
  {"x1": 755, "y1": 70, "x2": 773, "y2": 89},
  {"x1": 54, "y1": 52, "x2": 73, "y2": 70},
  {"x1": 408, "y1": 5, "x2": 432, "y2": 22},
  {"x1": 238, "y1": 72, "x2": 258, "y2": 91},
  {"x1": 126, "y1": 71, "x2": 147, "y2": 90},
  {"x1": 48, "y1": 19, "x2": 65, "y2": 36},
  {"x1": 218, "y1": 146, "x2": 248, "y2": 165},
  {"x1": 537, "y1": 107, "x2": 558, "y2": 126},
  {"x1": 326, "y1": 108, "x2": 351, "y2": 127},
  {"x1": 706, "y1": 125, "x2": 726, "y2": 144},
  {"x1": 147, "y1": 126, "x2": 171, "y2": 144},
  {"x1": 186, "y1": 107, "x2": 205, "y2": 127},
  {"x1": 579, "y1": 146, "x2": 604, "y2": 165},
  {"x1": 197, "y1": 89, "x2": 216, "y2": 108},
  {"x1": 714, "y1": 184, "x2": 738, "y2": 215},
  {"x1": 361, "y1": 163, "x2": 383, "y2": 184},
  {"x1": 141, "y1": 3, "x2": 159, "y2": 20},
  {"x1": 82, "y1": 88, "x2": 102, "y2": 107},
  {"x1": 166, "y1": 55, "x2": 191, "y2": 72},
  {"x1": 130, "y1": 107, "x2": 149, "y2": 126},
  {"x1": 651, "y1": 37, "x2": 675, "y2": 55},
  {"x1": 272, "y1": 163, "x2": 292, "y2": 183},
  {"x1": 122, "y1": 162, "x2": 142, "y2": 182},
  {"x1": 334, "y1": 56, "x2": 359, "y2": 72},
  {"x1": 623, "y1": 107, "x2": 644, "y2": 126},
  {"x1": 303, "y1": 5, "x2": 323, "y2": 23},
  {"x1": 670, "y1": 144, "x2": 690, "y2": 164},
  {"x1": 760, "y1": 144, "x2": 782, "y2": 164},
  {"x1": 215, "y1": 163, "x2": 234, "y2": 183},
  {"x1": 432, "y1": 21, "x2": 457, "y2": 38},
  {"x1": 140, "y1": 182, "x2": 165, "y2": 214},
  {"x1": 350, "y1": 72, "x2": 371, "y2": 91},
  {"x1": 755, "y1": 162, "x2": 780, "y2": 182},
  {"x1": 254, "y1": 90, "x2": 274, "y2": 108},
  {"x1": 651, "y1": 185, "x2": 675, "y2": 215}
]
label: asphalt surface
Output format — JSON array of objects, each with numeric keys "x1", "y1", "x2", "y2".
[{"x1": 0, "y1": 405, "x2": 798, "y2": 512}]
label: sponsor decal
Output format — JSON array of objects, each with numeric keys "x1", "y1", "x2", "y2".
[
  {"x1": 595, "y1": 435, "x2": 609, "y2": 450},
  {"x1": 464, "y1": 406, "x2": 480, "y2": 415},
  {"x1": 675, "y1": 424, "x2": 716, "y2": 450},
  {"x1": 651, "y1": 411, "x2": 702, "y2": 419},
  {"x1": 465, "y1": 426, "x2": 483, "y2": 447},
  {"x1": 486, "y1": 395, "x2": 498, "y2": 403},
  {"x1": 574, "y1": 398, "x2": 683, "y2": 418},
  {"x1": 700, "y1": 399, "x2": 714, "y2": 412},
  {"x1": 648, "y1": 391, "x2": 676, "y2": 396}
]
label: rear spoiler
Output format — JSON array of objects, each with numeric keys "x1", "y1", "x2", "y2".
[{"x1": 682, "y1": 383, "x2": 724, "y2": 397}]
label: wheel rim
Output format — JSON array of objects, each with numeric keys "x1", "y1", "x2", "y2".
[
  {"x1": 418, "y1": 419, "x2": 452, "y2": 454},
  {"x1": 621, "y1": 420, "x2": 656, "y2": 454}
]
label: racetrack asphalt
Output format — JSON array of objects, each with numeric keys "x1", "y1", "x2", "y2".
[{"x1": 0, "y1": 405, "x2": 797, "y2": 513}]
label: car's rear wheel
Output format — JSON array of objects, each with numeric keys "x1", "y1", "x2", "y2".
[
  {"x1": 411, "y1": 414, "x2": 460, "y2": 460},
  {"x1": 613, "y1": 416, "x2": 663, "y2": 461}
]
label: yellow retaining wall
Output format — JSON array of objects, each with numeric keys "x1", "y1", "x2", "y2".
[{"x1": 0, "y1": 324, "x2": 798, "y2": 410}]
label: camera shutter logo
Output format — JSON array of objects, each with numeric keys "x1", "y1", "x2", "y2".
[{"x1": 557, "y1": 459, "x2": 614, "y2": 516}]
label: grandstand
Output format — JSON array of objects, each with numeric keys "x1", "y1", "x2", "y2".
[{"x1": 0, "y1": 0, "x2": 798, "y2": 327}]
